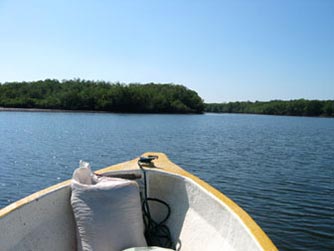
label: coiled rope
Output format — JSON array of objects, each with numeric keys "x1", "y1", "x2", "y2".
[{"x1": 138, "y1": 157, "x2": 173, "y2": 249}]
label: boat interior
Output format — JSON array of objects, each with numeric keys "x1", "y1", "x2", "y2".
[{"x1": 0, "y1": 153, "x2": 277, "y2": 251}]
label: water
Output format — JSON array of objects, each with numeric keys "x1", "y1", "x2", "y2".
[{"x1": 0, "y1": 112, "x2": 333, "y2": 251}]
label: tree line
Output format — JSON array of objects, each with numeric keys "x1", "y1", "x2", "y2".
[
  {"x1": 205, "y1": 100, "x2": 334, "y2": 117},
  {"x1": 1, "y1": 79, "x2": 332, "y2": 116},
  {"x1": 0, "y1": 79, "x2": 205, "y2": 114}
]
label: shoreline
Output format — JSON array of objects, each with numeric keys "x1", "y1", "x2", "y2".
[
  {"x1": 0, "y1": 107, "x2": 203, "y2": 115},
  {"x1": 0, "y1": 107, "x2": 110, "y2": 114},
  {"x1": 0, "y1": 107, "x2": 332, "y2": 118}
]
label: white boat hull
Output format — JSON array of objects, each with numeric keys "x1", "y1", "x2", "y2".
[{"x1": 0, "y1": 153, "x2": 277, "y2": 251}]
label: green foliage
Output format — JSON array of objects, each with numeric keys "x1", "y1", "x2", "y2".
[
  {"x1": 0, "y1": 79, "x2": 204, "y2": 114},
  {"x1": 205, "y1": 99, "x2": 334, "y2": 117}
]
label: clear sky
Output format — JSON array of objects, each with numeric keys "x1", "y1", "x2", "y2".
[{"x1": 0, "y1": 0, "x2": 333, "y2": 102}]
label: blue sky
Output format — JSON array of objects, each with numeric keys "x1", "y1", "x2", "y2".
[{"x1": 0, "y1": 0, "x2": 333, "y2": 102}]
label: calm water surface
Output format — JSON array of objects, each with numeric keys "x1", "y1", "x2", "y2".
[{"x1": 0, "y1": 112, "x2": 333, "y2": 251}]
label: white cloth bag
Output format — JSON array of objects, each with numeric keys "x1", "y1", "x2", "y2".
[{"x1": 71, "y1": 161, "x2": 147, "y2": 251}]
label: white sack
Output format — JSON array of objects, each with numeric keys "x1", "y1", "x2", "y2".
[{"x1": 71, "y1": 161, "x2": 147, "y2": 251}]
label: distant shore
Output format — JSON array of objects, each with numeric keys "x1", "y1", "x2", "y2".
[
  {"x1": 205, "y1": 100, "x2": 334, "y2": 117},
  {"x1": 0, "y1": 80, "x2": 204, "y2": 114},
  {"x1": 1, "y1": 107, "x2": 333, "y2": 118},
  {"x1": 0, "y1": 107, "x2": 202, "y2": 115},
  {"x1": 0, "y1": 107, "x2": 109, "y2": 113},
  {"x1": 1, "y1": 79, "x2": 332, "y2": 117}
]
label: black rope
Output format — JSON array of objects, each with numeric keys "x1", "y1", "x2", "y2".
[{"x1": 138, "y1": 159, "x2": 173, "y2": 249}]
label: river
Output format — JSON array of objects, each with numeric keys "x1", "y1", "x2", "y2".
[{"x1": 0, "y1": 112, "x2": 333, "y2": 251}]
